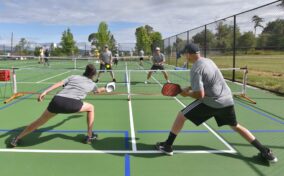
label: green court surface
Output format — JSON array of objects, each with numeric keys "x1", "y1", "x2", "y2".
[{"x1": 0, "y1": 59, "x2": 283, "y2": 176}]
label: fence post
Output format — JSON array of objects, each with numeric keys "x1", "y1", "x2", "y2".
[
  {"x1": 233, "y1": 15, "x2": 236, "y2": 82},
  {"x1": 204, "y1": 25, "x2": 207, "y2": 57}
]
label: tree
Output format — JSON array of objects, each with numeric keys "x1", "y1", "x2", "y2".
[
  {"x1": 88, "y1": 33, "x2": 98, "y2": 46},
  {"x1": 260, "y1": 19, "x2": 284, "y2": 49},
  {"x1": 15, "y1": 38, "x2": 30, "y2": 55},
  {"x1": 252, "y1": 15, "x2": 264, "y2": 36},
  {"x1": 135, "y1": 26, "x2": 151, "y2": 54},
  {"x1": 237, "y1": 31, "x2": 256, "y2": 53},
  {"x1": 88, "y1": 22, "x2": 116, "y2": 51},
  {"x1": 145, "y1": 25, "x2": 154, "y2": 34},
  {"x1": 60, "y1": 28, "x2": 78, "y2": 56},
  {"x1": 149, "y1": 32, "x2": 162, "y2": 51},
  {"x1": 34, "y1": 46, "x2": 41, "y2": 56},
  {"x1": 135, "y1": 25, "x2": 162, "y2": 54},
  {"x1": 192, "y1": 29, "x2": 217, "y2": 50},
  {"x1": 215, "y1": 21, "x2": 240, "y2": 52}
]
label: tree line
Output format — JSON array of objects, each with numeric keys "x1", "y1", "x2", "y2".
[{"x1": 167, "y1": 17, "x2": 284, "y2": 55}]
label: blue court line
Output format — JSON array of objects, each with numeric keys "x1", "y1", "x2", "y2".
[
  {"x1": 125, "y1": 154, "x2": 130, "y2": 176},
  {"x1": 0, "y1": 129, "x2": 127, "y2": 133},
  {"x1": 235, "y1": 101, "x2": 284, "y2": 125},
  {"x1": 0, "y1": 129, "x2": 130, "y2": 148},
  {"x1": 137, "y1": 129, "x2": 284, "y2": 133},
  {"x1": 0, "y1": 128, "x2": 131, "y2": 176}
]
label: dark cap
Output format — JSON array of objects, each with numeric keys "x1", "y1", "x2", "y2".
[{"x1": 181, "y1": 43, "x2": 200, "y2": 54}]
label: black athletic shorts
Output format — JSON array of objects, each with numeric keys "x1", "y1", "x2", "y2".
[
  {"x1": 140, "y1": 57, "x2": 144, "y2": 61},
  {"x1": 181, "y1": 100, "x2": 237, "y2": 127},
  {"x1": 47, "y1": 96, "x2": 83, "y2": 114},
  {"x1": 99, "y1": 63, "x2": 112, "y2": 72},
  {"x1": 150, "y1": 64, "x2": 164, "y2": 70}
]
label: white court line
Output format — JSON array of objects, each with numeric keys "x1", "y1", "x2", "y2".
[
  {"x1": 36, "y1": 70, "x2": 71, "y2": 83},
  {"x1": 174, "y1": 98, "x2": 236, "y2": 152},
  {"x1": 0, "y1": 65, "x2": 236, "y2": 154},
  {"x1": 0, "y1": 149, "x2": 236, "y2": 154},
  {"x1": 126, "y1": 62, "x2": 137, "y2": 151}
]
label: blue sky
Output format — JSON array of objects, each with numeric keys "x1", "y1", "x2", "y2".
[{"x1": 0, "y1": 0, "x2": 281, "y2": 46}]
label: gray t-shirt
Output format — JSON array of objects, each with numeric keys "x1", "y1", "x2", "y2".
[
  {"x1": 100, "y1": 50, "x2": 112, "y2": 64},
  {"x1": 152, "y1": 53, "x2": 165, "y2": 64},
  {"x1": 56, "y1": 75, "x2": 97, "y2": 100},
  {"x1": 139, "y1": 50, "x2": 144, "y2": 57},
  {"x1": 190, "y1": 57, "x2": 234, "y2": 108}
]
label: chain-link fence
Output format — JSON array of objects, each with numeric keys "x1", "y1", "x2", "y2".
[{"x1": 163, "y1": 0, "x2": 284, "y2": 94}]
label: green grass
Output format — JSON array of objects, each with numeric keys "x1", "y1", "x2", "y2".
[{"x1": 166, "y1": 54, "x2": 284, "y2": 94}]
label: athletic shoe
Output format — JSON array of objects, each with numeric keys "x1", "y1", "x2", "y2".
[
  {"x1": 144, "y1": 80, "x2": 148, "y2": 84},
  {"x1": 10, "y1": 137, "x2": 19, "y2": 148},
  {"x1": 84, "y1": 133, "x2": 98, "y2": 144},
  {"x1": 113, "y1": 78, "x2": 116, "y2": 82},
  {"x1": 260, "y1": 149, "x2": 278, "y2": 163},
  {"x1": 167, "y1": 80, "x2": 171, "y2": 83},
  {"x1": 155, "y1": 142, "x2": 173, "y2": 156}
]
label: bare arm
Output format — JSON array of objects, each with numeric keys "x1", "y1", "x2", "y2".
[
  {"x1": 38, "y1": 81, "x2": 64, "y2": 101},
  {"x1": 180, "y1": 86, "x2": 205, "y2": 99},
  {"x1": 110, "y1": 54, "x2": 113, "y2": 65},
  {"x1": 95, "y1": 87, "x2": 107, "y2": 93}
]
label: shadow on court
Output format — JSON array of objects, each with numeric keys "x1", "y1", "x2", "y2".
[{"x1": 0, "y1": 115, "x2": 83, "y2": 148}]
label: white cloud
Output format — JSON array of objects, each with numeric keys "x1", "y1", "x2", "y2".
[{"x1": 0, "y1": 0, "x2": 281, "y2": 42}]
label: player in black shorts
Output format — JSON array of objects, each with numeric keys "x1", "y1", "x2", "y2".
[
  {"x1": 156, "y1": 43, "x2": 278, "y2": 163},
  {"x1": 139, "y1": 50, "x2": 144, "y2": 66},
  {"x1": 44, "y1": 49, "x2": 50, "y2": 67},
  {"x1": 145, "y1": 47, "x2": 170, "y2": 84},
  {"x1": 9, "y1": 64, "x2": 109, "y2": 147},
  {"x1": 95, "y1": 45, "x2": 116, "y2": 82},
  {"x1": 113, "y1": 53, "x2": 119, "y2": 67}
]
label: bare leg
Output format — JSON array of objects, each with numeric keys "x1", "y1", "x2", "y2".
[
  {"x1": 231, "y1": 123, "x2": 255, "y2": 142},
  {"x1": 146, "y1": 71, "x2": 153, "y2": 80},
  {"x1": 17, "y1": 109, "x2": 56, "y2": 140},
  {"x1": 79, "y1": 102, "x2": 95, "y2": 137},
  {"x1": 170, "y1": 112, "x2": 187, "y2": 135},
  {"x1": 162, "y1": 71, "x2": 170, "y2": 83},
  {"x1": 109, "y1": 71, "x2": 115, "y2": 80},
  {"x1": 96, "y1": 72, "x2": 102, "y2": 81}
]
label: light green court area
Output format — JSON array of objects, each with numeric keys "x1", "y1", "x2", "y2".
[{"x1": 0, "y1": 60, "x2": 284, "y2": 176}]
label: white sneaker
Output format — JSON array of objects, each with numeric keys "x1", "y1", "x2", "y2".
[{"x1": 167, "y1": 80, "x2": 171, "y2": 83}]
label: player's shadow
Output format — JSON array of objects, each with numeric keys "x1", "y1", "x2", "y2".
[
  {"x1": 89, "y1": 136, "x2": 131, "y2": 151},
  {"x1": 213, "y1": 152, "x2": 270, "y2": 167},
  {"x1": 1, "y1": 115, "x2": 83, "y2": 148},
  {"x1": 134, "y1": 143, "x2": 224, "y2": 158},
  {"x1": 134, "y1": 142, "x2": 276, "y2": 166}
]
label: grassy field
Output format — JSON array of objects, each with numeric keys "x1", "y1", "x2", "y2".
[{"x1": 166, "y1": 54, "x2": 284, "y2": 94}]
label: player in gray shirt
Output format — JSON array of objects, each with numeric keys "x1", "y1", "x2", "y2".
[
  {"x1": 156, "y1": 43, "x2": 277, "y2": 163},
  {"x1": 95, "y1": 45, "x2": 116, "y2": 83},
  {"x1": 139, "y1": 49, "x2": 144, "y2": 66},
  {"x1": 10, "y1": 64, "x2": 108, "y2": 147},
  {"x1": 145, "y1": 47, "x2": 170, "y2": 84}
]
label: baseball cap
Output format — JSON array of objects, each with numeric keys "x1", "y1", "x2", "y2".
[
  {"x1": 155, "y1": 47, "x2": 160, "y2": 51},
  {"x1": 181, "y1": 43, "x2": 200, "y2": 54},
  {"x1": 104, "y1": 44, "x2": 109, "y2": 48}
]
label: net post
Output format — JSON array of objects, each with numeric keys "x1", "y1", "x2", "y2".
[
  {"x1": 236, "y1": 66, "x2": 256, "y2": 104},
  {"x1": 12, "y1": 67, "x2": 17, "y2": 94}
]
